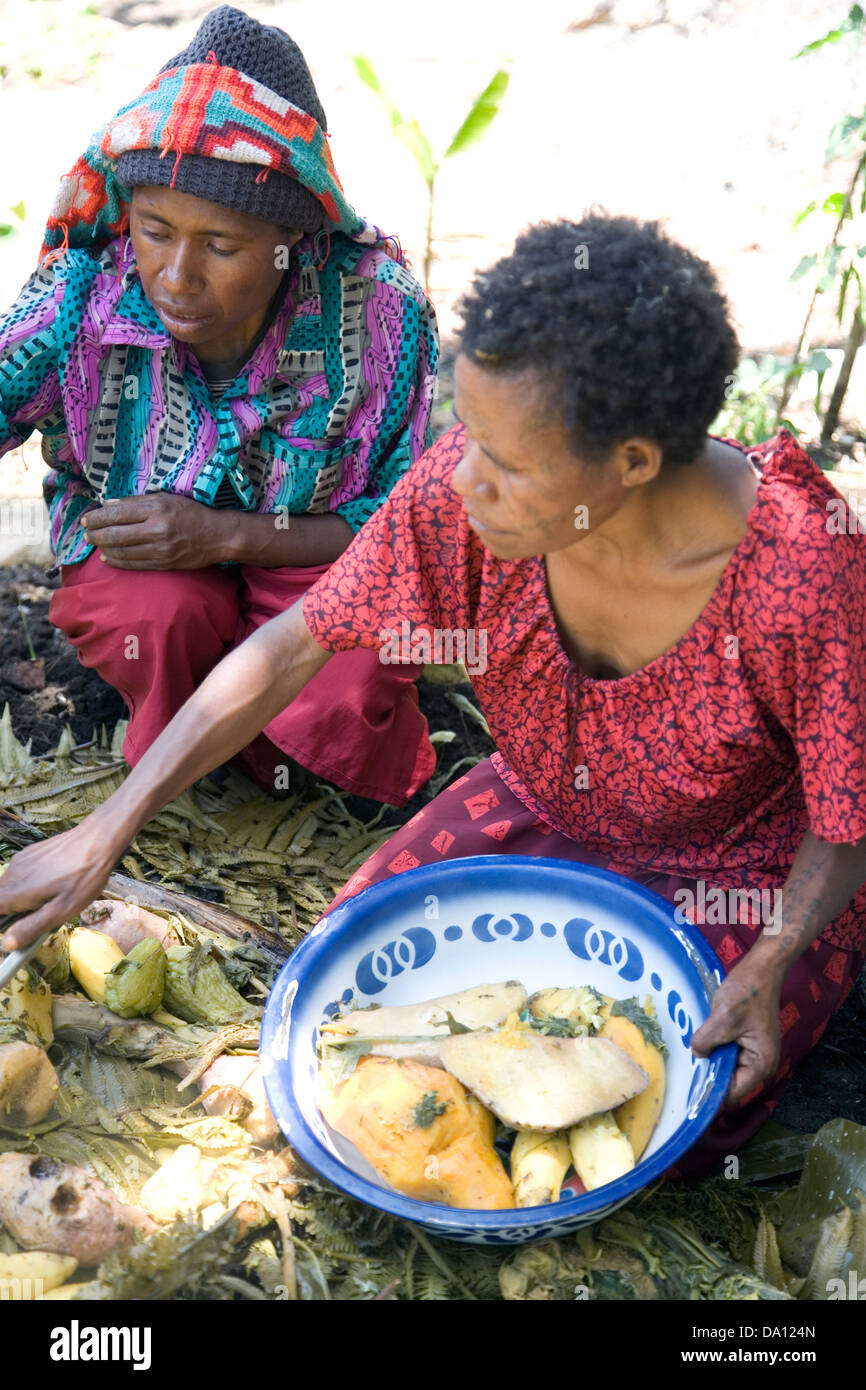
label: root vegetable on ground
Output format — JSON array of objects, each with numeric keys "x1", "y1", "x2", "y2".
[
  {"x1": 195, "y1": 1055, "x2": 280, "y2": 1147},
  {"x1": 0, "y1": 1040, "x2": 59, "y2": 1126},
  {"x1": 0, "y1": 1153, "x2": 155, "y2": 1265},
  {"x1": 80, "y1": 899, "x2": 181, "y2": 953},
  {"x1": 0, "y1": 965, "x2": 53, "y2": 1047},
  {"x1": 0, "y1": 1250, "x2": 78, "y2": 1298}
]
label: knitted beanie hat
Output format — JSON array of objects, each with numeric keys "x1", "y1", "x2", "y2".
[{"x1": 117, "y1": 6, "x2": 326, "y2": 232}]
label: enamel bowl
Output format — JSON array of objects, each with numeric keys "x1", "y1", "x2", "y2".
[{"x1": 260, "y1": 856, "x2": 736, "y2": 1245}]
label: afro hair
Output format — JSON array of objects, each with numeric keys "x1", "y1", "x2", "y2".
[{"x1": 457, "y1": 212, "x2": 740, "y2": 469}]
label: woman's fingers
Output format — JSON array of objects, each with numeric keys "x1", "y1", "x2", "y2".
[
  {"x1": 0, "y1": 832, "x2": 116, "y2": 950},
  {"x1": 1, "y1": 899, "x2": 76, "y2": 952}
]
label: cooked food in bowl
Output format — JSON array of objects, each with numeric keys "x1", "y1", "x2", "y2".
[{"x1": 316, "y1": 979, "x2": 667, "y2": 1209}]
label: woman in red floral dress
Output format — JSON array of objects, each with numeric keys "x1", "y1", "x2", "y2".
[{"x1": 2, "y1": 213, "x2": 865, "y2": 1174}]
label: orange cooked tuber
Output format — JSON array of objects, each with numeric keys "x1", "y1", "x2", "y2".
[{"x1": 319, "y1": 1056, "x2": 514, "y2": 1209}]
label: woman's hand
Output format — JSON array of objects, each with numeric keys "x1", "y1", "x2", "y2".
[
  {"x1": 82, "y1": 494, "x2": 231, "y2": 569},
  {"x1": 690, "y1": 954, "x2": 783, "y2": 1106},
  {"x1": 0, "y1": 822, "x2": 121, "y2": 951}
]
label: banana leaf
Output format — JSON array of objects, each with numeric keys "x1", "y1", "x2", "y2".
[{"x1": 777, "y1": 1118, "x2": 866, "y2": 1275}]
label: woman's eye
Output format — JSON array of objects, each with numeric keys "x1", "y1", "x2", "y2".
[
  {"x1": 209, "y1": 245, "x2": 237, "y2": 257},
  {"x1": 142, "y1": 228, "x2": 165, "y2": 241}
]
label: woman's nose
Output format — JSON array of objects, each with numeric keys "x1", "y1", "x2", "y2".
[
  {"x1": 161, "y1": 243, "x2": 204, "y2": 294},
  {"x1": 452, "y1": 440, "x2": 497, "y2": 501}
]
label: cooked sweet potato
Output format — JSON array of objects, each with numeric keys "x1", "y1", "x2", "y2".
[
  {"x1": 600, "y1": 1014, "x2": 666, "y2": 1159},
  {"x1": 319, "y1": 1056, "x2": 514, "y2": 1209}
]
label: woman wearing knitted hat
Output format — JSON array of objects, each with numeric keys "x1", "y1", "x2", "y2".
[{"x1": 0, "y1": 6, "x2": 439, "y2": 804}]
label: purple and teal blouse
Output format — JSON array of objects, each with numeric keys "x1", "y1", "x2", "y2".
[{"x1": 0, "y1": 231, "x2": 438, "y2": 566}]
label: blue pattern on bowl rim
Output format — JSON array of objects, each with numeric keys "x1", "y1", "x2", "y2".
[{"x1": 260, "y1": 856, "x2": 737, "y2": 1245}]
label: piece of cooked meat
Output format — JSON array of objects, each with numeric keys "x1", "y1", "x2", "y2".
[
  {"x1": 0, "y1": 1153, "x2": 154, "y2": 1265},
  {"x1": 438, "y1": 1031, "x2": 649, "y2": 1131}
]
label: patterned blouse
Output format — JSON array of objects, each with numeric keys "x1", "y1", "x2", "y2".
[
  {"x1": 303, "y1": 426, "x2": 866, "y2": 952},
  {"x1": 0, "y1": 231, "x2": 438, "y2": 566}
]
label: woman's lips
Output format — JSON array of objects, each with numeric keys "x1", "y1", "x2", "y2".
[
  {"x1": 465, "y1": 510, "x2": 510, "y2": 538},
  {"x1": 157, "y1": 306, "x2": 215, "y2": 332}
]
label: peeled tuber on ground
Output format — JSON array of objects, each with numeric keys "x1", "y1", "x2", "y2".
[
  {"x1": 0, "y1": 1250, "x2": 78, "y2": 1298},
  {"x1": 197, "y1": 1055, "x2": 280, "y2": 1146},
  {"x1": 0, "y1": 1040, "x2": 59, "y2": 1126},
  {"x1": 0, "y1": 966, "x2": 54, "y2": 1048},
  {"x1": 320, "y1": 1056, "x2": 515, "y2": 1208},
  {"x1": 438, "y1": 1030, "x2": 649, "y2": 1131},
  {"x1": 80, "y1": 900, "x2": 181, "y2": 954},
  {"x1": 33, "y1": 927, "x2": 71, "y2": 990},
  {"x1": 68, "y1": 928, "x2": 125, "y2": 1004},
  {"x1": 0, "y1": 1153, "x2": 155, "y2": 1264},
  {"x1": 319, "y1": 981, "x2": 528, "y2": 1066}
]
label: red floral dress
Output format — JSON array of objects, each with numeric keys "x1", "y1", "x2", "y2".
[{"x1": 304, "y1": 424, "x2": 866, "y2": 952}]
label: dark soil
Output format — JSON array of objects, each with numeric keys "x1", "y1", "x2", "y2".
[
  {"x1": 0, "y1": 561, "x2": 862, "y2": 1139},
  {"x1": 0, "y1": 565, "x2": 125, "y2": 752}
]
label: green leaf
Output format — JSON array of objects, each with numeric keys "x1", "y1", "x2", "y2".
[
  {"x1": 837, "y1": 262, "x2": 854, "y2": 321},
  {"x1": 318, "y1": 1038, "x2": 372, "y2": 1087},
  {"x1": 8, "y1": 201, "x2": 25, "y2": 221},
  {"x1": 352, "y1": 53, "x2": 382, "y2": 95},
  {"x1": 395, "y1": 119, "x2": 436, "y2": 185},
  {"x1": 824, "y1": 111, "x2": 866, "y2": 165},
  {"x1": 443, "y1": 69, "x2": 510, "y2": 161},
  {"x1": 816, "y1": 243, "x2": 844, "y2": 293},
  {"x1": 789, "y1": 253, "x2": 817, "y2": 284},
  {"x1": 610, "y1": 997, "x2": 667, "y2": 1054},
  {"x1": 410, "y1": 1091, "x2": 449, "y2": 1128},
  {"x1": 792, "y1": 4, "x2": 865, "y2": 58},
  {"x1": 352, "y1": 53, "x2": 436, "y2": 183},
  {"x1": 805, "y1": 348, "x2": 834, "y2": 375},
  {"x1": 792, "y1": 199, "x2": 817, "y2": 229},
  {"x1": 823, "y1": 191, "x2": 848, "y2": 219}
]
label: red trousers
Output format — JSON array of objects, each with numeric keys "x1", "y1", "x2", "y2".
[
  {"x1": 326, "y1": 756, "x2": 865, "y2": 1177},
  {"x1": 49, "y1": 553, "x2": 435, "y2": 805}
]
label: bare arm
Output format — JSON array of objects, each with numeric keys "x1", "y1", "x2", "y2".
[
  {"x1": 0, "y1": 601, "x2": 331, "y2": 949},
  {"x1": 691, "y1": 827, "x2": 866, "y2": 1103}
]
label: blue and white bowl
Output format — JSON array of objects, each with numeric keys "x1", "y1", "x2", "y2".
[{"x1": 261, "y1": 856, "x2": 736, "y2": 1245}]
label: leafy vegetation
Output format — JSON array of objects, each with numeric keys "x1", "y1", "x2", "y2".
[{"x1": 353, "y1": 56, "x2": 510, "y2": 291}]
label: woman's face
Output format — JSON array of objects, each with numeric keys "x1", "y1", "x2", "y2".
[
  {"x1": 129, "y1": 186, "x2": 302, "y2": 362},
  {"x1": 451, "y1": 353, "x2": 642, "y2": 561}
]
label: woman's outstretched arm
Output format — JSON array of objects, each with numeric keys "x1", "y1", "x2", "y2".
[{"x1": 0, "y1": 600, "x2": 331, "y2": 950}]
